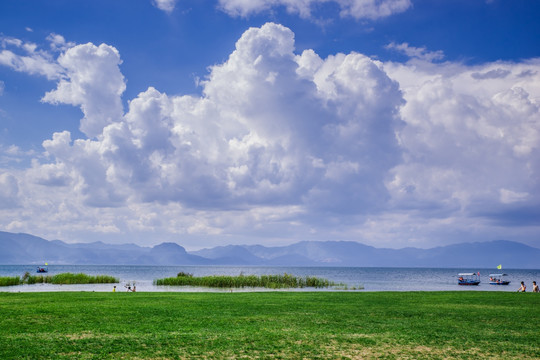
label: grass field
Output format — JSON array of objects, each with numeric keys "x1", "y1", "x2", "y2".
[{"x1": 0, "y1": 291, "x2": 538, "y2": 359}]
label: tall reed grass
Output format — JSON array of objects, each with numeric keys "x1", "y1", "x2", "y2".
[
  {"x1": 47, "y1": 273, "x2": 119, "y2": 284},
  {"x1": 0, "y1": 276, "x2": 22, "y2": 286},
  {"x1": 154, "y1": 273, "x2": 335, "y2": 289},
  {"x1": 1, "y1": 272, "x2": 119, "y2": 286},
  {"x1": 26, "y1": 275, "x2": 51, "y2": 284}
]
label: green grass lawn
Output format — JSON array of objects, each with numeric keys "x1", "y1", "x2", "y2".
[{"x1": 0, "y1": 291, "x2": 538, "y2": 359}]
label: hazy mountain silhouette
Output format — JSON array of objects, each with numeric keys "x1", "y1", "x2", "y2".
[{"x1": 1, "y1": 231, "x2": 538, "y2": 268}]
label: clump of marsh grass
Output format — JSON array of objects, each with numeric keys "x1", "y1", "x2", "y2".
[
  {"x1": 25, "y1": 274, "x2": 51, "y2": 284},
  {"x1": 48, "y1": 273, "x2": 119, "y2": 284},
  {"x1": 0, "y1": 276, "x2": 22, "y2": 286},
  {"x1": 3, "y1": 272, "x2": 119, "y2": 286},
  {"x1": 154, "y1": 273, "x2": 336, "y2": 289},
  {"x1": 177, "y1": 272, "x2": 193, "y2": 277}
]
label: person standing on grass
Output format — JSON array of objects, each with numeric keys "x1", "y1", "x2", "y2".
[
  {"x1": 533, "y1": 281, "x2": 539, "y2": 293},
  {"x1": 517, "y1": 281, "x2": 526, "y2": 292},
  {"x1": 113, "y1": 286, "x2": 116, "y2": 292}
]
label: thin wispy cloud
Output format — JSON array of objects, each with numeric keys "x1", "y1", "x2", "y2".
[
  {"x1": 218, "y1": 0, "x2": 412, "y2": 20},
  {"x1": 0, "y1": 36, "x2": 65, "y2": 80},
  {"x1": 152, "y1": 0, "x2": 178, "y2": 13},
  {"x1": 386, "y1": 42, "x2": 445, "y2": 62}
]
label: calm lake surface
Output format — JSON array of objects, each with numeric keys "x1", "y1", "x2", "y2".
[{"x1": 1, "y1": 265, "x2": 539, "y2": 292}]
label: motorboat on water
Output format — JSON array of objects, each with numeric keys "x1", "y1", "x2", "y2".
[
  {"x1": 36, "y1": 264, "x2": 48, "y2": 273},
  {"x1": 457, "y1": 272, "x2": 480, "y2": 285},
  {"x1": 488, "y1": 273, "x2": 510, "y2": 285}
]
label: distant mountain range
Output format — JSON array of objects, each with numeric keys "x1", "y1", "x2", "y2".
[{"x1": 1, "y1": 231, "x2": 539, "y2": 268}]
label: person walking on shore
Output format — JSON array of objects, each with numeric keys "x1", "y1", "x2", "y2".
[
  {"x1": 533, "y1": 281, "x2": 539, "y2": 293},
  {"x1": 517, "y1": 281, "x2": 526, "y2": 292}
]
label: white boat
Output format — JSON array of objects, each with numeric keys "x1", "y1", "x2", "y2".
[
  {"x1": 488, "y1": 273, "x2": 510, "y2": 285},
  {"x1": 457, "y1": 273, "x2": 480, "y2": 285}
]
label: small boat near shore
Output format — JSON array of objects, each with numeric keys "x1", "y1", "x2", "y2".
[
  {"x1": 36, "y1": 263, "x2": 48, "y2": 273},
  {"x1": 457, "y1": 272, "x2": 480, "y2": 286},
  {"x1": 489, "y1": 273, "x2": 510, "y2": 285}
]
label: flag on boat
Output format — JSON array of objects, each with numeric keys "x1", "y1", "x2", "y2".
[{"x1": 497, "y1": 264, "x2": 502, "y2": 269}]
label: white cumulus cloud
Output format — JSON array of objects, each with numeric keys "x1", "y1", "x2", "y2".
[
  {"x1": 385, "y1": 58, "x2": 540, "y2": 228},
  {"x1": 34, "y1": 23, "x2": 402, "y2": 214},
  {"x1": 41, "y1": 43, "x2": 126, "y2": 138}
]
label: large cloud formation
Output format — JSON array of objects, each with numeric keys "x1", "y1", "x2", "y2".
[
  {"x1": 39, "y1": 23, "x2": 403, "y2": 214},
  {"x1": 385, "y1": 59, "x2": 540, "y2": 228},
  {"x1": 1, "y1": 23, "x2": 539, "y2": 248}
]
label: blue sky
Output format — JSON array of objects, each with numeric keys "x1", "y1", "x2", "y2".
[{"x1": 1, "y1": 0, "x2": 539, "y2": 250}]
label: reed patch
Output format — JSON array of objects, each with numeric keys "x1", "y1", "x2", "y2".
[
  {"x1": 0, "y1": 272, "x2": 119, "y2": 286},
  {"x1": 154, "y1": 272, "x2": 336, "y2": 289},
  {"x1": 0, "y1": 276, "x2": 21, "y2": 286}
]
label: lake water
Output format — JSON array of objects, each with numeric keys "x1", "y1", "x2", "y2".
[{"x1": 1, "y1": 265, "x2": 539, "y2": 292}]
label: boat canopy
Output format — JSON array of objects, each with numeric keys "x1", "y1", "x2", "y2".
[
  {"x1": 489, "y1": 273, "x2": 508, "y2": 277},
  {"x1": 458, "y1": 273, "x2": 477, "y2": 276}
]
